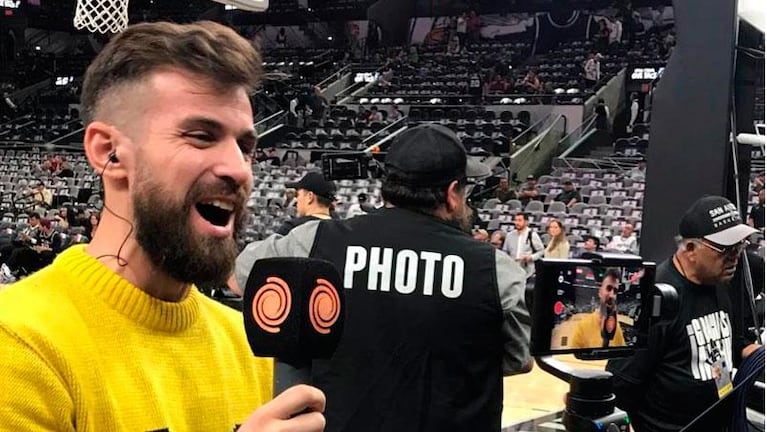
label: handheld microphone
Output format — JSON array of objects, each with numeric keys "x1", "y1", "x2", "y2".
[
  {"x1": 600, "y1": 303, "x2": 618, "y2": 348},
  {"x1": 243, "y1": 257, "x2": 345, "y2": 394}
]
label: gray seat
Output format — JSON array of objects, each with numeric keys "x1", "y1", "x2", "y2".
[
  {"x1": 524, "y1": 200, "x2": 545, "y2": 213},
  {"x1": 547, "y1": 201, "x2": 567, "y2": 215}
]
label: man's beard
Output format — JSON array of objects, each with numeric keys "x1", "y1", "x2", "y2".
[
  {"x1": 133, "y1": 173, "x2": 248, "y2": 287},
  {"x1": 452, "y1": 202, "x2": 474, "y2": 234}
]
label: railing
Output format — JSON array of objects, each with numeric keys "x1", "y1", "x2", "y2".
[
  {"x1": 509, "y1": 112, "x2": 559, "y2": 154},
  {"x1": 558, "y1": 113, "x2": 597, "y2": 157},
  {"x1": 358, "y1": 116, "x2": 408, "y2": 150},
  {"x1": 255, "y1": 110, "x2": 286, "y2": 134},
  {"x1": 508, "y1": 114, "x2": 567, "y2": 182},
  {"x1": 552, "y1": 156, "x2": 642, "y2": 172},
  {"x1": 316, "y1": 64, "x2": 352, "y2": 90}
]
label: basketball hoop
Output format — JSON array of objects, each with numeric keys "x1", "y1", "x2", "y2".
[{"x1": 74, "y1": 0, "x2": 130, "y2": 34}]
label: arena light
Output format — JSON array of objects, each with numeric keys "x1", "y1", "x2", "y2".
[
  {"x1": 393, "y1": 98, "x2": 404, "y2": 104},
  {"x1": 213, "y1": 0, "x2": 269, "y2": 12}
]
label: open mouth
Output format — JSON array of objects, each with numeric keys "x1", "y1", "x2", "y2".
[{"x1": 195, "y1": 200, "x2": 234, "y2": 227}]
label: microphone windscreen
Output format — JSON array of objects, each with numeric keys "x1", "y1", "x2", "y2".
[{"x1": 243, "y1": 257, "x2": 344, "y2": 365}]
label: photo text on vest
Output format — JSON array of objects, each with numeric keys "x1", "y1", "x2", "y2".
[{"x1": 343, "y1": 246, "x2": 465, "y2": 298}]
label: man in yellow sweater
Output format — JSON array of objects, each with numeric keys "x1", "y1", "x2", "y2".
[
  {"x1": 570, "y1": 267, "x2": 627, "y2": 349},
  {"x1": 0, "y1": 21, "x2": 325, "y2": 432}
]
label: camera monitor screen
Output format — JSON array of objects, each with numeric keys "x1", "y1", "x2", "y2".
[{"x1": 531, "y1": 259, "x2": 655, "y2": 356}]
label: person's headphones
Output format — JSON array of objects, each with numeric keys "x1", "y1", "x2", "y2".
[{"x1": 108, "y1": 152, "x2": 119, "y2": 164}]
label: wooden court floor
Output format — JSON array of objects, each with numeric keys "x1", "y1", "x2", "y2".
[{"x1": 501, "y1": 356, "x2": 608, "y2": 428}]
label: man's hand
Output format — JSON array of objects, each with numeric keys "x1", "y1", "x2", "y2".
[
  {"x1": 742, "y1": 343, "x2": 760, "y2": 359},
  {"x1": 521, "y1": 255, "x2": 533, "y2": 264},
  {"x1": 239, "y1": 385, "x2": 326, "y2": 432}
]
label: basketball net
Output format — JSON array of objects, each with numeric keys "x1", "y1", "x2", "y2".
[{"x1": 74, "y1": 0, "x2": 130, "y2": 34}]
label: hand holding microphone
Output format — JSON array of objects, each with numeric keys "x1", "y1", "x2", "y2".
[
  {"x1": 240, "y1": 257, "x2": 346, "y2": 431},
  {"x1": 238, "y1": 384, "x2": 326, "y2": 432}
]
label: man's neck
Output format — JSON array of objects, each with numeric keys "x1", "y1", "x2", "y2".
[
  {"x1": 85, "y1": 215, "x2": 190, "y2": 302},
  {"x1": 516, "y1": 226, "x2": 528, "y2": 233},
  {"x1": 672, "y1": 253, "x2": 705, "y2": 285},
  {"x1": 301, "y1": 205, "x2": 330, "y2": 219}
]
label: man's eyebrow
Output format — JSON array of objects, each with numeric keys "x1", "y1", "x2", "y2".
[{"x1": 179, "y1": 116, "x2": 257, "y2": 142}]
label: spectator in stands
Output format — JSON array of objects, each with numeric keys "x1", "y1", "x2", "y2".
[
  {"x1": 752, "y1": 172, "x2": 764, "y2": 192},
  {"x1": 628, "y1": 159, "x2": 647, "y2": 180},
  {"x1": 408, "y1": 46, "x2": 419, "y2": 65},
  {"x1": 55, "y1": 157, "x2": 74, "y2": 178},
  {"x1": 594, "y1": 20, "x2": 610, "y2": 53},
  {"x1": 748, "y1": 189, "x2": 765, "y2": 232},
  {"x1": 490, "y1": 230, "x2": 506, "y2": 250},
  {"x1": 609, "y1": 17, "x2": 623, "y2": 46},
  {"x1": 503, "y1": 212, "x2": 544, "y2": 279},
  {"x1": 521, "y1": 69, "x2": 543, "y2": 94},
  {"x1": 473, "y1": 229, "x2": 489, "y2": 242},
  {"x1": 607, "y1": 223, "x2": 639, "y2": 254},
  {"x1": 627, "y1": 93, "x2": 640, "y2": 132},
  {"x1": 367, "y1": 105, "x2": 384, "y2": 123},
  {"x1": 517, "y1": 175, "x2": 540, "y2": 206},
  {"x1": 276, "y1": 172, "x2": 337, "y2": 235},
  {"x1": 284, "y1": 188, "x2": 297, "y2": 209},
  {"x1": 456, "y1": 13, "x2": 468, "y2": 47},
  {"x1": 544, "y1": 219, "x2": 570, "y2": 259},
  {"x1": 595, "y1": 98, "x2": 610, "y2": 132},
  {"x1": 55, "y1": 208, "x2": 70, "y2": 230},
  {"x1": 256, "y1": 147, "x2": 281, "y2": 166},
  {"x1": 584, "y1": 53, "x2": 601, "y2": 88},
  {"x1": 346, "y1": 193, "x2": 369, "y2": 218},
  {"x1": 494, "y1": 177, "x2": 516, "y2": 202},
  {"x1": 276, "y1": 27, "x2": 287, "y2": 48},
  {"x1": 379, "y1": 66, "x2": 394, "y2": 88},
  {"x1": 467, "y1": 11, "x2": 481, "y2": 44},
  {"x1": 389, "y1": 104, "x2": 404, "y2": 121},
  {"x1": 488, "y1": 74, "x2": 509, "y2": 93},
  {"x1": 0, "y1": 213, "x2": 41, "y2": 267},
  {"x1": 88, "y1": 212, "x2": 100, "y2": 239},
  {"x1": 31, "y1": 181, "x2": 53, "y2": 209},
  {"x1": 554, "y1": 180, "x2": 582, "y2": 208},
  {"x1": 578, "y1": 235, "x2": 601, "y2": 257}
]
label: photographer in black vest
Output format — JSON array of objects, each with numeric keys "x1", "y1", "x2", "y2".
[{"x1": 236, "y1": 124, "x2": 532, "y2": 432}]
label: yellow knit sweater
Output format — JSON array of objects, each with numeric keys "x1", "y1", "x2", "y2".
[{"x1": 0, "y1": 245, "x2": 273, "y2": 431}]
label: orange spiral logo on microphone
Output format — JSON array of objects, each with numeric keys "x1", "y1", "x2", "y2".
[
  {"x1": 309, "y1": 278, "x2": 341, "y2": 334},
  {"x1": 252, "y1": 276, "x2": 292, "y2": 334}
]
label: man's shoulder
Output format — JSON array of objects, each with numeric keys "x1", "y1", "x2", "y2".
[{"x1": 0, "y1": 266, "x2": 83, "y2": 343}]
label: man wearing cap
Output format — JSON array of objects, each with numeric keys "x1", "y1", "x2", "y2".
[
  {"x1": 275, "y1": 172, "x2": 337, "y2": 235},
  {"x1": 517, "y1": 175, "x2": 540, "y2": 206},
  {"x1": 607, "y1": 196, "x2": 760, "y2": 432},
  {"x1": 235, "y1": 124, "x2": 532, "y2": 431}
]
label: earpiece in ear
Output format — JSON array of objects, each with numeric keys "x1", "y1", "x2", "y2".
[
  {"x1": 686, "y1": 242, "x2": 696, "y2": 251},
  {"x1": 108, "y1": 152, "x2": 119, "y2": 163}
]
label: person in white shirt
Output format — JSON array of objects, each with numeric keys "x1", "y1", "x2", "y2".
[
  {"x1": 627, "y1": 93, "x2": 639, "y2": 132},
  {"x1": 583, "y1": 53, "x2": 601, "y2": 87},
  {"x1": 628, "y1": 160, "x2": 646, "y2": 180},
  {"x1": 606, "y1": 223, "x2": 639, "y2": 254},
  {"x1": 502, "y1": 212, "x2": 545, "y2": 279}
]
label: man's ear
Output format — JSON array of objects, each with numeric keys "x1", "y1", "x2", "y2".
[
  {"x1": 83, "y1": 121, "x2": 127, "y2": 181},
  {"x1": 445, "y1": 180, "x2": 464, "y2": 212}
]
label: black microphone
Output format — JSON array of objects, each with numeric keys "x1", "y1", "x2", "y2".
[
  {"x1": 243, "y1": 257, "x2": 345, "y2": 394},
  {"x1": 600, "y1": 303, "x2": 618, "y2": 348}
]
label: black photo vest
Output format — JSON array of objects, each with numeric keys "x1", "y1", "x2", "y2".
[{"x1": 309, "y1": 208, "x2": 504, "y2": 432}]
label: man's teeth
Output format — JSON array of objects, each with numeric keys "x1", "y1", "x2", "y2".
[{"x1": 201, "y1": 200, "x2": 234, "y2": 211}]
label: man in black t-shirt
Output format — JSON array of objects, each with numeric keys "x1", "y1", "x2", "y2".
[
  {"x1": 554, "y1": 180, "x2": 582, "y2": 208},
  {"x1": 274, "y1": 172, "x2": 337, "y2": 235},
  {"x1": 607, "y1": 196, "x2": 761, "y2": 432}
]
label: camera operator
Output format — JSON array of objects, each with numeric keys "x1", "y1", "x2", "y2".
[
  {"x1": 570, "y1": 267, "x2": 626, "y2": 349},
  {"x1": 606, "y1": 196, "x2": 761, "y2": 432},
  {"x1": 236, "y1": 124, "x2": 532, "y2": 432}
]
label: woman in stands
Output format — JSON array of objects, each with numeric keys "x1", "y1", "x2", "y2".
[
  {"x1": 88, "y1": 212, "x2": 100, "y2": 239},
  {"x1": 544, "y1": 219, "x2": 570, "y2": 259}
]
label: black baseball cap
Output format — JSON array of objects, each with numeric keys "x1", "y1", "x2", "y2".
[
  {"x1": 679, "y1": 195, "x2": 758, "y2": 246},
  {"x1": 384, "y1": 124, "x2": 491, "y2": 186},
  {"x1": 286, "y1": 172, "x2": 337, "y2": 200}
]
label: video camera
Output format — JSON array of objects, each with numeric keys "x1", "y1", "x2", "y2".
[
  {"x1": 320, "y1": 152, "x2": 385, "y2": 181},
  {"x1": 531, "y1": 252, "x2": 679, "y2": 432}
]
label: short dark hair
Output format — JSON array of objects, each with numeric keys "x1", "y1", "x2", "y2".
[
  {"x1": 316, "y1": 194, "x2": 333, "y2": 208},
  {"x1": 585, "y1": 235, "x2": 601, "y2": 248},
  {"x1": 382, "y1": 167, "x2": 465, "y2": 213},
  {"x1": 81, "y1": 21, "x2": 262, "y2": 125},
  {"x1": 563, "y1": 180, "x2": 573, "y2": 186},
  {"x1": 515, "y1": 212, "x2": 528, "y2": 221},
  {"x1": 29, "y1": 212, "x2": 40, "y2": 220},
  {"x1": 604, "y1": 267, "x2": 621, "y2": 281}
]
